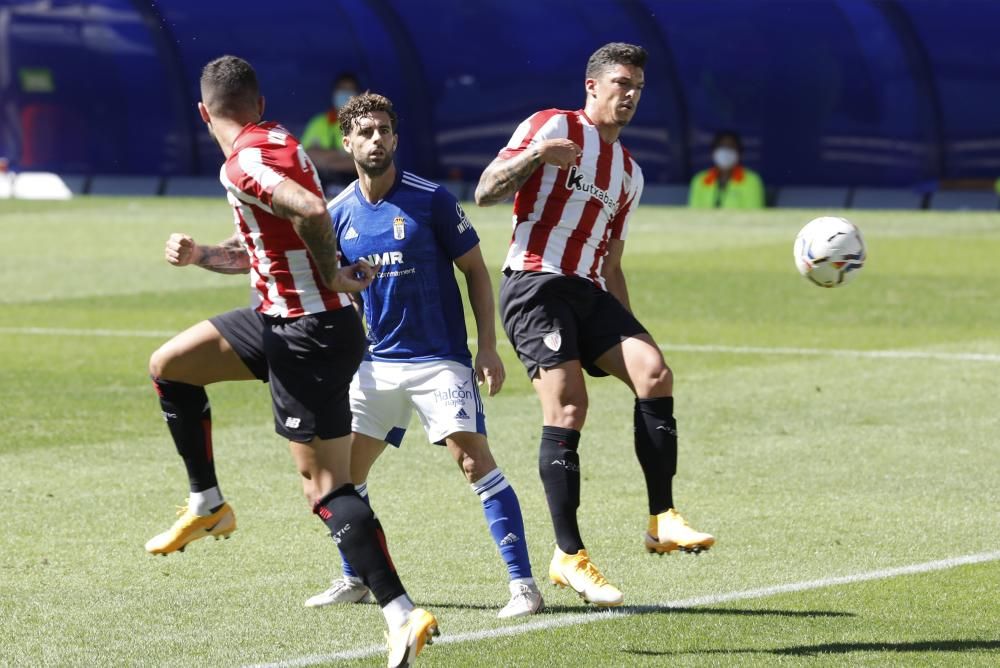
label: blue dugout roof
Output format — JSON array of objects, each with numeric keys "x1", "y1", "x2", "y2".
[{"x1": 1, "y1": 0, "x2": 998, "y2": 187}]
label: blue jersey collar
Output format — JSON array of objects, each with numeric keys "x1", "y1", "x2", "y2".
[{"x1": 352, "y1": 169, "x2": 403, "y2": 211}]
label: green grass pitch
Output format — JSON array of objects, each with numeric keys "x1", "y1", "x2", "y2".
[{"x1": 1, "y1": 196, "x2": 998, "y2": 666}]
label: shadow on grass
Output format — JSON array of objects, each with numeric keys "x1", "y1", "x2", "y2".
[
  {"x1": 421, "y1": 601, "x2": 854, "y2": 618},
  {"x1": 626, "y1": 639, "x2": 1000, "y2": 657}
]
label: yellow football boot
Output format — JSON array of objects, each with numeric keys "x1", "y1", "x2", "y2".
[
  {"x1": 645, "y1": 508, "x2": 714, "y2": 555},
  {"x1": 548, "y1": 547, "x2": 623, "y2": 606},
  {"x1": 386, "y1": 608, "x2": 440, "y2": 668},
  {"x1": 145, "y1": 502, "x2": 236, "y2": 555}
]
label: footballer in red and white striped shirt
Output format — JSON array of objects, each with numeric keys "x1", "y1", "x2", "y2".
[
  {"x1": 497, "y1": 108, "x2": 643, "y2": 289},
  {"x1": 145, "y1": 56, "x2": 436, "y2": 659},
  {"x1": 476, "y1": 43, "x2": 714, "y2": 607},
  {"x1": 220, "y1": 121, "x2": 352, "y2": 317}
]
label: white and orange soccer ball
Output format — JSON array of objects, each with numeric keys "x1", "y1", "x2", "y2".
[{"x1": 793, "y1": 216, "x2": 866, "y2": 288}]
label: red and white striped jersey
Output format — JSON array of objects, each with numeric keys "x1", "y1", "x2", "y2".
[
  {"x1": 498, "y1": 108, "x2": 644, "y2": 289},
  {"x1": 220, "y1": 121, "x2": 352, "y2": 318}
]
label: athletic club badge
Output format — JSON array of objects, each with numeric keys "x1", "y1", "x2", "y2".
[
  {"x1": 393, "y1": 216, "x2": 406, "y2": 240},
  {"x1": 543, "y1": 330, "x2": 562, "y2": 352}
]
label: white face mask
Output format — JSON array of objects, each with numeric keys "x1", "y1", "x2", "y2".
[
  {"x1": 333, "y1": 90, "x2": 354, "y2": 109},
  {"x1": 712, "y1": 147, "x2": 739, "y2": 171}
]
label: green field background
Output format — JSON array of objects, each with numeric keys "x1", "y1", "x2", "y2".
[{"x1": 1, "y1": 198, "x2": 997, "y2": 666}]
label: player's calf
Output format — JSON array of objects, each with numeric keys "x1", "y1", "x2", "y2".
[{"x1": 469, "y1": 467, "x2": 542, "y2": 617}]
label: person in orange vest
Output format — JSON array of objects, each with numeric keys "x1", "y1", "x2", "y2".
[{"x1": 688, "y1": 130, "x2": 765, "y2": 209}]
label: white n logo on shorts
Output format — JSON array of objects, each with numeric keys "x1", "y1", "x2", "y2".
[{"x1": 284, "y1": 417, "x2": 301, "y2": 429}]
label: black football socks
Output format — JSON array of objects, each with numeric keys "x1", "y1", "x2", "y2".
[
  {"x1": 314, "y1": 484, "x2": 407, "y2": 607},
  {"x1": 634, "y1": 396, "x2": 677, "y2": 515},
  {"x1": 152, "y1": 378, "x2": 218, "y2": 494},
  {"x1": 538, "y1": 426, "x2": 584, "y2": 554}
]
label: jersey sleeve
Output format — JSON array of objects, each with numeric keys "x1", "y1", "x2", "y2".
[
  {"x1": 227, "y1": 130, "x2": 322, "y2": 209},
  {"x1": 610, "y1": 163, "x2": 643, "y2": 241},
  {"x1": 497, "y1": 109, "x2": 564, "y2": 160},
  {"x1": 431, "y1": 187, "x2": 480, "y2": 260},
  {"x1": 227, "y1": 146, "x2": 291, "y2": 209}
]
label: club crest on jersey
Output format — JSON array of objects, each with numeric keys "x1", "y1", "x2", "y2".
[
  {"x1": 565, "y1": 165, "x2": 619, "y2": 214},
  {"x1": 543, "y1": 330, "x2": 562, "y2": 352},
  {"x1": 393, "y1": 216, "x2": 406, "y2": 240}
]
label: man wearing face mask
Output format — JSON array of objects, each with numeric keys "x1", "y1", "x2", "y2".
[
  {"x1": 688, "y1": 130, "x2": 765, "y2": 209},
  {"x1": 303, "y1": 72, "x2": 361, "y2": 189}
]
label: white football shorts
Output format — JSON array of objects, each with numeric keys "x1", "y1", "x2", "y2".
[{"x1": 350, "y1": 359, "x2": 486, "y2": 446}]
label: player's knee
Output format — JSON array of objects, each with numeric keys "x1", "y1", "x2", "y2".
[
  {"x1": 298, "y1": 473, "x2": 320, "y2": 505},
  {"x1": 546, "y1": 401, "x2": 587, "y2": 430},
  {"x1": 637, "y1": 361, "x2": 673, "y2": 398},
  {"x1": 148, "y1": 345, "x2": 174, "y2": 379},
  {"x1": 447, "y1": 435, "x2": 496, "y2": 482},
  {"x1": 463, "y1": 450, "x2": 497, "y2": 482}
]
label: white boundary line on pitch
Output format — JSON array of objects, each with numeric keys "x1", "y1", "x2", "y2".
[
  {"x1": 245, "y1": 550, "x2": 1000, "y2": 668},
  {"x1": 657, "y1": 342, "x2": 1000, "y2": 363},
  {"x1": 4, "y1": 326, "x2": 1000, "y2": 364},
  {"x1": 0, "y1": 326, "x2": 175, "y2": 339}
]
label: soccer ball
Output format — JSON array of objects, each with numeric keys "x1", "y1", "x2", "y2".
[{"x1": 793, "y1": 216, "x2": 866, "y2": 288}]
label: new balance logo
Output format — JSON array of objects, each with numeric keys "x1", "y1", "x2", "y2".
[
  {"x1": 551, "y1": 458, "x2": 580, "y2": 472},
  {"x1": 500, "y1": 532, "x2": 520, "y2": 546},
  {"x1": 455, "y1": 407, "x2": 471, "y2": 420},
  {"x1": 284, "y1": 417, "x2": 301, "y2": 429},
  {"x1": 344, "y1": 226, "x2": 359, "y2": 240}
]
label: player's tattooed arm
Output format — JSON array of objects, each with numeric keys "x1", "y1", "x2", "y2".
[
  {"x1": 474, "y1": 151, "x2": 542, "y2": 206},
  {"x1": 164, "y1": 232, "x2": 250, "y2": 274},
  {"x1": 272, "y1": 179, "x2": 373, "y2": 293},
  {"x1": 195, "y1": 233, "x2": 251, "y2": 274},
  {"x1": 474, "y1": 138, "x2": 582, "y2": 206}
]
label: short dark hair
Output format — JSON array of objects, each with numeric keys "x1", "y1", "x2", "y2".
[
  {"x1": 586, "y1": 42, "x2": 648, "y2": 78},
  {"x1": 712, "y1": 130, "x2": 743, "y2": 153},
  {"x1": 333, "y1": 72, "x2": 361, "y2": 90},
  {"x1": 339, "y1": 92, "x2": 398, "y2": 137},
  {"x1": 200, "y1": 55, "x2": 259, "y2": 118}
]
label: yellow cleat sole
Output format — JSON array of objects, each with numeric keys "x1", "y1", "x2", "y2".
[
  {"x1": 644, "y1": 533, "x2": 714, "y2": 555},
  {"x1": 548, "y1": 577, "x2": 624, "y2": 607}
]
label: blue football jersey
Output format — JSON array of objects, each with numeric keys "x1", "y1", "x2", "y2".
[{"x1": 329, "y1": 170, "x2": 480, "y2": 363}]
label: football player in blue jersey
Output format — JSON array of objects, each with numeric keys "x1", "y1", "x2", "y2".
[{"x1": 305, "y1": 92, "x2": 543, "y2": 618}]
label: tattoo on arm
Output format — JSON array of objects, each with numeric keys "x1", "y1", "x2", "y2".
[
  {"x1": 271, "y1": 180, "x2": 340, "y2": 287},
  {"x1": 196, "y1": 233, "x2": 251, "y2": 274},
  {"x1": 294, "y1": 217, "x2": 341, "y2": 287},
  {"x1": 475, "y1": 149, "x2": 541, "y2": 206}
]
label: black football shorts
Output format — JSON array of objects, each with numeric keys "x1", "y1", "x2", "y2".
[
  {"x1": 499, "y1": 270, "x2": 647, "y2": 379},
  {"x1": 210, "y1": 306, "x2": 365, "y2": 442}
]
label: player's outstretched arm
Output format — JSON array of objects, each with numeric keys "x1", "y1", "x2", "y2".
[
  {"x1": 454, "y1": 245, "x2": 505, "y2": 396},
  {"x1": 272, "y1": 180, "x2": 374, "y2": 293},
  {"x1": 602, "y1": 239, "x2": 632, "y2": 312},
  {"x1": 474, "y1": 138, "x2": 581, "y2": 206},
  {"x1": 164, "y1": 232, "x2": 250, "y2": 275}
]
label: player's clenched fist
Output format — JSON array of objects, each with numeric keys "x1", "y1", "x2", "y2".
[
  {"x1": 537, "y1": 138, "x2": 583, "y2": 170},
  {"x1": 164, "y1": 233, "x2": 200, "y2": 267}
]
